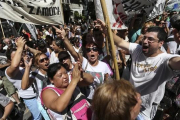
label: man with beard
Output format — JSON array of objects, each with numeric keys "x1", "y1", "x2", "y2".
[{"x1": 96, "y1": 19, "x2": 180, "y2": 120}]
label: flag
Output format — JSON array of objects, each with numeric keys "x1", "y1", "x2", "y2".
[
  {"x1": 94, "y1": 0, "x2": 166, "y2": 29},
  {"x1": 0, "y1": 0, "x2": 64, "y2": 25}
]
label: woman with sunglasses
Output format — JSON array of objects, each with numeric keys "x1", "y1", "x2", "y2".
[
  {"x1": 21, "y1": 53, "x2": 51, "y2": 120},
  {"x1": 53, "y1": 26, "x2": 112, "y2": 102}
]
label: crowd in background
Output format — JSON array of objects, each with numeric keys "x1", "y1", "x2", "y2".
[{"x1": 1, "y1": 10, "x2": 180, "y2": 120}]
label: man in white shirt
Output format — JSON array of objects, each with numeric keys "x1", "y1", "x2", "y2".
[{"x1": 98, "y1": 19, "x2": 180, "y2": 120}]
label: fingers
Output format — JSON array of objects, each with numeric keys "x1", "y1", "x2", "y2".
[
  {"x1": 52, "y1": 26, "x2": 58, "y2": 30},
  {"x1": 97, "y1": 19, "x2": 105, "y2": 26}
]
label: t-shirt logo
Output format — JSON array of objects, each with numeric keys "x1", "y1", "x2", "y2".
[{"x1": 86, "y1": 71, "x2": 103, "y2": 84}]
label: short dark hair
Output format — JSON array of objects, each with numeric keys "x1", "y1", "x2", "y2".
[
  {"x1": 170, "y1": 14, "x2": 180, "y2": 31},
  {"x1": 47, "y1": 63, "x2": 65, "y2": 80},
  {"x1": 54, "y1": 38, "x2": 64, "y2": 48},
  {"x1": 6, "y1": 48, "x2": 17, "y2": 60},
  {"x1": 146, "y1": 27, "x2": 167, "y2": 41},
  {"x1": 58, "y1": 51, "x2": 71, "y2": 62}
]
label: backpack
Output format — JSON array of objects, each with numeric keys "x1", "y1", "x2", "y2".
[{"x1": 40, "y1": 87, "x2": 92, "y2": 120}]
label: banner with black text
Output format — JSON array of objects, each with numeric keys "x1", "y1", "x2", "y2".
[
  {"x1": 94, "y1": 0, "x2": 166, "y2": 29},
  {"x1": 0, "y1": 0, "x2": 64, "y2": 25}
]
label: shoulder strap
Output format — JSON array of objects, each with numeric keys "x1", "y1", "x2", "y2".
[
  {"x1": 41, "y1": 87, "x2": 64, "y2": 105},
  {"x1": 32, "y1": 72, "x2": 48, "y2": 87}
]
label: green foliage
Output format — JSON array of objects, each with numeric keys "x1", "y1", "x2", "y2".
[{"x1": 74, "y1": 11, "x2": 80, "y2": 20}]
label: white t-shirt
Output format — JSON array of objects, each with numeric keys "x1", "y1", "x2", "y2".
[
  {"x1": 129, "y1": 43, "x2": 180, "y2": 120},
  {"x1": 31, "y1": 70, "x2": 48, "y2": 102},
  {"x1": 50, "y1": 51, "x2": 59, "y2": 64},
  {"x1": 5, "y1": 67, "x2": 36, "y2": 98},
  {"x1": 82, "y1": 57, "x2": 112, "y2": 99}
]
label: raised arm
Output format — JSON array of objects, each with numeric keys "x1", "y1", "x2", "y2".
[
  {"x1": 6, "y1": 37, "x2": 26, "y2": 78},
  {"x1": 42, "y1": 63, "x2": 81, "y2": 113},
  {"x1": 96, "y1": 19, "x2": 130, "y2": 52},
  {"x1": 169, "y1": 57, "x2": 180, "y2": 70},
  {"x1": 21, "y1": 56, "x2": 34, "y2": 90},
  {"x1": 25, "y1": 45, "x2": 41, "y2": 56},
  {"x1": 52, "y1": 26, "x2": 83, "y2": 62}
]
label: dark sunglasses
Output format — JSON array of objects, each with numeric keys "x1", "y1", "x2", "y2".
[
  {"x1": 86, "y1": 47, "x2": 98, "y2": 53},
  {"x1": 59, "y1": 56, "x2": 69, "y2": 63},
  {"x1": 39, "y1": 57, "x2": 49, "y2": 63}
]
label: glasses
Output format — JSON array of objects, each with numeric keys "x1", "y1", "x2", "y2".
[
  {"x1": 142, "y1": 36, "x2": 159, "y2": 43},
  {"x1": 59, "y1": 56, "x2": 69, "y2": 63},
  {"x1": 86, "y1": 47, "x2": 98, "y2": 53},
  {"x1": 39, "y1": 57, "x2": 49, "y2": 63}
]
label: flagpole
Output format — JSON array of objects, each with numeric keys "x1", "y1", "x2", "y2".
[
  {"x1": 0, "y1": 19, "x2": 5, "y2": 38},
  {"x1": 100, "y1": 0, "x2": 120, "y2": 80}
]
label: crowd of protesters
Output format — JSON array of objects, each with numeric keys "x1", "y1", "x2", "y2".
[{"x1": 1, "y1": 10, "x2": 180, "y2": 120}]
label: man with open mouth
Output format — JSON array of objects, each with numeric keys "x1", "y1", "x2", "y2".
[{"x1": 97, "y1": 19, "x2": 180, "y2": 120}]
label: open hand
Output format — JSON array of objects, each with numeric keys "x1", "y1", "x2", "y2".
[
  {"x1": 15, "y1": 37, "x2": 26, "y2": 48},
  {"x1": 71, "y1": 63, "x2": 81, "y2": 83},
  {"x1": 52, "y1": 25, "x2": 66, "y2": 39},
  {"x1": 23, "y1": 55, "x2": 33, "y2": 67}
]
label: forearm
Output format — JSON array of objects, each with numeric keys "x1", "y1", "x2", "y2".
[
  {"x1": 52, "y1": 81, "x2": 77, "y2": 112},
  {"x1": 28, "y1": 47, "x2": 41, "y2": 56},
  {"x1": 2, "y1": 101, "x2": 14, "y2": 120},
  {"x1": 64, "y1": 37, "x2": 79, "y2": 61},
  {"x1": 11, "y1": 47, "x2": 23, "y2": 68},
  {"x1": 0, "y1": 63, "x2": 10, "y2": 69},
  {"x1": 21, "y1": 66, "x2": 31, "y2": 90},
  {"x1": 169, "y1": 57, "x2": 180, "y2": 70},
  {"x1": 113, "y1": 33, "x2": 129, "y2": 51},
  {"x1": 78, "y1": 72, "x2": 94, "y2": 87}
]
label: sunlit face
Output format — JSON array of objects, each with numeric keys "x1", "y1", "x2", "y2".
[
  {"x1": 50, "y1": 67, "x2": 69, "y2": 89},
  {"x1": 4, "y1": 38, "x2": 10, "y2": 45},
  {"x1": 86, "y1": 43, "x2": 99, "y2": 64},
  {"x1": 51, "y1": 41, "x2": 59, "y2": 52},
  {"x1": 142, "y1": 32, "x2": 163, "y2": 57},
  {"x1": 131, "y1": 93, "x2": 142, "y2": 120},
  {"x1": 37, "y1": 54, "x2": 49, "y2": 70}
]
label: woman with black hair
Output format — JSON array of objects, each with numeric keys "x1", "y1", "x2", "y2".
[{"x1": 50, "y1": 38, "x2": 65, "y2": 64}]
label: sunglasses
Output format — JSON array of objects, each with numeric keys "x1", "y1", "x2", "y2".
[
  {"x1": 59, "y1": 56, "x2": 69, "y2": 63},
  {"x1": 39, "y1": 57, "x2": 49, "y2": 63},
  {"x1": 86, "y1": 47, "x2": 98, "y2": 53}
]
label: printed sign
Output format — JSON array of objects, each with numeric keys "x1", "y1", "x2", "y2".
[{"x1": 0, "y1": 0, "x2": 64, "y2": 25}]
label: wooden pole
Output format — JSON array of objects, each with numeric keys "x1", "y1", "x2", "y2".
[
  {"x1": 100, "y1": 0, "x2": 120, "y2": 80},
  {"x1": 0, "y1": 19, "x2": 5, "y2": 38}
]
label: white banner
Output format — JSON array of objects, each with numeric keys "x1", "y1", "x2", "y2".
[
  {"x1": 94, "y1": 0, "x2": 166, "y2": 29},
  {"x1": 0, "y1": 0, "x2": 64, "y2": 25}
]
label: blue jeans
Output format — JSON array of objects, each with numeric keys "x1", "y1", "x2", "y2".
[
  {"x1": 37, "y1": 101, "x2": 50, "y2": 120},
  {"x1": 23, "y1": 97, "x2": 42, "y2": 120}
]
